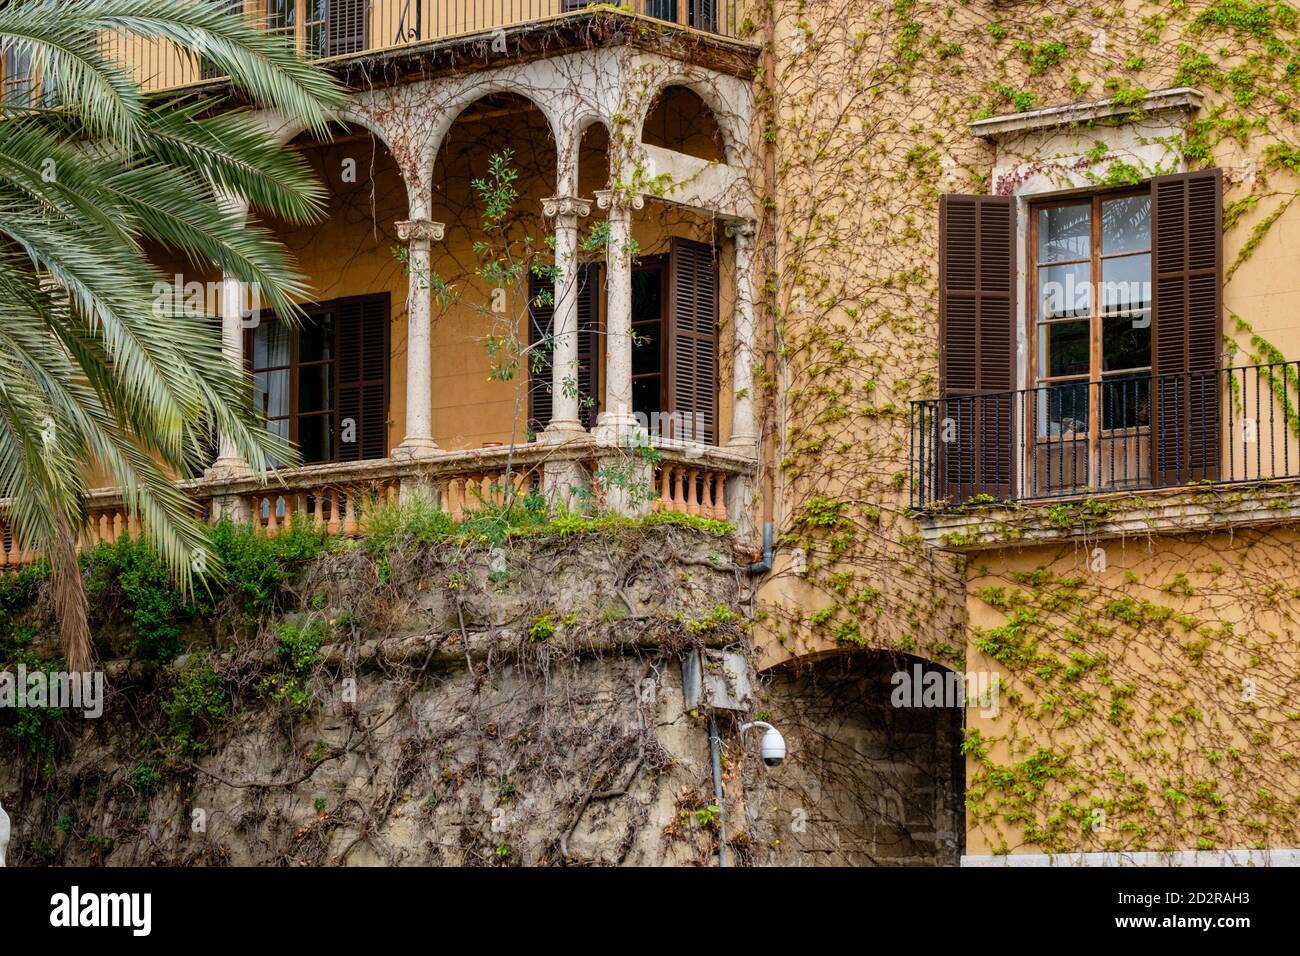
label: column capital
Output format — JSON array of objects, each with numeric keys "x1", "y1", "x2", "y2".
[
  {"x1": 541, "y1": 195, "x2": 592, "y2": 218},
  {"x1": 594, "y1": 189, "x2": 645, "y2": 215},
  {"x1": 724, "y1": 218, "x2": 758, "y2": 240},
  {"x1": 395, "y1": 219, "x2": 446, "y2": 243}
]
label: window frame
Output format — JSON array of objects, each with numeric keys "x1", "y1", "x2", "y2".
[
  {"x1": 1027, "y1": 185, "x2": 1153, "y2": 483},
  {"x1": 631, "y1": 253, "x2": 670, "y2": 424},
  {"x1": 244, "y1": 292, "x2": 388, "y2": 466}
]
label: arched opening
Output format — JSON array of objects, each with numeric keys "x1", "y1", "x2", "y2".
[
  {"x1": 254, "y1": 122, "x2": 408, "y2": 465},
  {"x1": 431, "y1": 93, "x2": 561, "y2": 447},
  {"x1": 578, "y1": 119, "x2": 611, "y2": 196},
  {"x1": 640, "y1": 85, "x2": 727, "y2": 163},
  {"x1": 760, "y1": 651, "x2": 967, "y2": 865}
]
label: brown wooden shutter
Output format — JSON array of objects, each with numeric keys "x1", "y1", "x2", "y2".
[
  {"x1": 668, "y1": 237, "x2": 718, "y2": 444},
  {"x1": 527, "y1": 270, "x2": 554, "y2": 435},
  {"x1": 326, "y1": 0, "x2": 368, "y2": 56},
  {"x1": 1151, "y1": 169, "x2": 1222, "y2": 485},
  {"x1": 938, "y1": 194, "x2": 1016, "y2": 502},
  {"x1": 337, "y1": 294, "x2": 388, "y2": 462},
  {"x1": 528, "y1": 265, "x2": 600, "y2": 434},
  {"x1": 575, "y1": 264, "x2": 600, "y2": 430}
]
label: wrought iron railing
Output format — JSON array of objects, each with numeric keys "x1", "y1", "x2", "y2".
[
  {"x1": 909, "y1": 362, "x2": 1300, "y2": 510},
  {"x1": 88, "y1": 0, "x2": 741, "y2": 95}
]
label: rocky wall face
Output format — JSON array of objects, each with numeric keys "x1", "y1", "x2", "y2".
[
  {"x1": 748, "y1": 654, "x2": 965, "y2": 867},
  {"x1": 0, "y1": 524, "x2": 966, "y2": 866}
]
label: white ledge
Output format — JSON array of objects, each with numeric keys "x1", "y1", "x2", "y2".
[
  {"x1": 970, "y1": 87, "x2": 1204, "y2": 140},
  {"x1": 917, "y1": 480, "x2": 1300, "y2": 552}
]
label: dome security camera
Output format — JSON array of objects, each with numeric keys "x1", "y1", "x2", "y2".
[{"x1": 740, "y1": 721, "x2": 786, "y2": 768}]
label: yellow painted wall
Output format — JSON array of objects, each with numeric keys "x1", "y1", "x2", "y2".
[{"x1": 962, "y1": 529, "x2": 1300, "y2": 855}]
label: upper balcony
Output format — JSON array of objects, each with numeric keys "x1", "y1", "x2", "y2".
[
  {"x1": 1, "y1": 1, "x2": 743, "y2": 101},
  {"x1": 909, "y1": 361, "x2": 1300, "y2": 549}
]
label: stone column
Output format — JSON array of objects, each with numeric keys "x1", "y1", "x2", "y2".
[
  {"x1": 540, "y1": 194, "x2": 592, "y2": 441},
  {"x1": 393, "y1": 218, "x2": 445, "y2": 460},
  {"x1": 206, "y1": 270, "x2": 255, "y2": 480},
  {"x1": 725, "y1": 219, "x2": 759, "y2": 449},
  {"x1": 208, "y1": 193, "x2": 253, "y2": 483},
  {"x1": 592, "y1": 189, "x2": 644, "y2": 446}
]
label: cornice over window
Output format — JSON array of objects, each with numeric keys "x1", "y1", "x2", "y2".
[
  {"x1": 969, "y1": 87, "x2": 1204, "y2": 140},
  {"x1": 969, "y1": 87, "x2": 1205, "y2": 198}
]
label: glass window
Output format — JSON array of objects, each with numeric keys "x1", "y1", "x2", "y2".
[
  {"x1": 1037, "y1": 203, "x2": 1091, "y2": 263},
  {"x1": 631, "y1": 263, "x2": 665, "y2": 431},
  {"x1": 1032, "y1": 191, "x2": 1153, "y2": 480},
  {"x1": 247, "y1": 308, "x2": 341, "y2": 466}
]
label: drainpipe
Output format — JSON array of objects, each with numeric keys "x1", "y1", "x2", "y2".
[
  {"x1": 708, "y1": 714, "x2": 729, "y2": 868},
  {"x1": 748, "y1": 521, "x2": 774, "y2": 575}
]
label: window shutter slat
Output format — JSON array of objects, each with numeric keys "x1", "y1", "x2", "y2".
[
  {"x1": 528, "y1": 265, "x2": 600, "y2": 435},
  {"x1": 326, "y1": 0, "x2": 368, "y2": 56},
  {"x1": 337, "y1": 294, "x2": 388, "y2": 462},
  {"x1": 527, "y1": 270, "x2": 555, "y2": 436},
  {"x1": 938, "y1": 194, "x2": 1017, "y2": 502},
  {"x1": 668, "y1": 238, "x2": 718, "y2": 444},
  {"x1": 576, "y1": 264, "x2": 600, "y2": 430},
  {"x1": 1151, "y1": 169, "x2": 1222, "y2": 485}
]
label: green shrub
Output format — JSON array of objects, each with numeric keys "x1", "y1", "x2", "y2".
[{"x1": 164, "y1": 655, "x2": 228, "y2": 754}]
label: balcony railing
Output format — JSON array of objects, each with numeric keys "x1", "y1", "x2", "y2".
[
  {"x1": 909, "y1": 362, "x2": 1300, "y2": 510},
  {"x1": 93, "y1": 1, "x2": 741, "y2": 95},
  {"x1": 0, "y1": 440, "x2": 754, "y2": 570}
]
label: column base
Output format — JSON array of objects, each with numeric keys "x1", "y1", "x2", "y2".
[
  {"x1": 392, "y1": 438, "x2": 441, "y2": 461},
  {"x1": 725, "y1": 434, "x2": 759, "y2": 453},
  {"x1": 205, "y1": 458, "x2": 254, "y2": 481},
  {"x1": 592, "y1": 414, "x2": 646, "y2": 450},
  {"x1": 537, "y1": 420, "x2": 588, "y2": 445}
]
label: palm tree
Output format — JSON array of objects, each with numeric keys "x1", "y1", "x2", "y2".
[{"x1": 0, "y1": 0, "x2": 346, "y2": 671}]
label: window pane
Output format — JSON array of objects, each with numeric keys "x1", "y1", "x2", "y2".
[
  {"x1": 298, "y1": 414, "x2": 334, "y2": 464},
  {"x1": 1039, "y1": 320, "x2": 1090, "y2": 378},
  {"x1": 632, "y1": 269, "x2": 662, "y2": 323},
  {"x1": 1101, "y1": 195, "x2": 1151, "y2": 255},
  {"x1": 632, "y1": 323, "x2": 660, "y2": 376},
  {"x1": 1037, "y1": 381, "x2": 1090, "y2": 437},
  {"x1": 300, "y1": 313, "x2": 334, "y2": 361},
  {"x1": 253, "y1": 320, "x2": 289, "y2": 368},
  {"x1": 1038, "y1": 261, "x2": 1091, "y2": 319},
  {"x1": 1100, "y1": 253, "x2": 1151, "y2": 315},
  {"x1": 1101, "y1": 374, "x2": 1151, "y2": 430},
  {"x1": 298, "y1": 365, "x2": 334, "y2": 414},
  {"x1": 254, "y1": 369, "x2": 289, "y2": 418},
  {"x1": 266, "y1": 417, "x2": 290, "y2": 468},
  {"x1": 1103, "y1": 313, "x2": 1152, "y2": 372},
  {"x1": 633, "y1": 376, "x2": 660, "y2": 422},
  {"x1": 1038, "y1": 204, "x2": 1090, "y2": 262}
]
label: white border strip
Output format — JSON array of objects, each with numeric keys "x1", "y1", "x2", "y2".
[{"x1": 963, "y1": 849, "x2": 1300, "y2": 867}]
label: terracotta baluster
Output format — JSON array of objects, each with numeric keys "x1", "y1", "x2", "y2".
[
  {"x1": 343, "y1": 489, "x2": 359, "y2": 537},
  {"x1": 712, "y1": 473, "x2": 728, "y2": 521},
  {"x1": 700, "y1": 470, "x2": 715, "y2": 518}
]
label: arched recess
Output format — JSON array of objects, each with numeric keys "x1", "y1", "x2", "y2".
[
  {"x1": 250, "y1": 121, "x2": 410, "y2": 463},
  {"x1": 267, "y1": 107, "x2": 424, "y2": 218},
  {"x1": 759, "y1": 650, "x2": 967, "y2": 866},
  {"x1": 577, "y1": 117, "x2": 612, "y2": 196},
  {"x1": 429, "y1": 92, "x2": 560, "y2": 448},
  {"x1": 640, "y1": 85, "x2": 727, "y2": 164}
]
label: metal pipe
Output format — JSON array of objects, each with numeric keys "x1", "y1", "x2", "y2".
[
  {"x1": 747, "y1": 521, "x2": 773, "y2": 575},
  {"x1": 708, "y1": 714, "x2": 728, "y2": 868}
]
